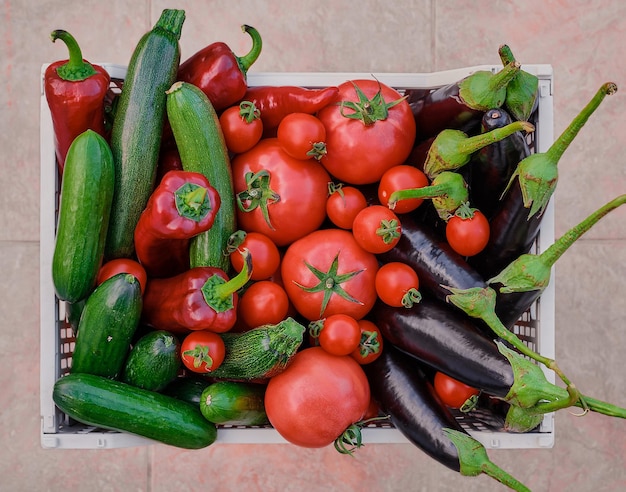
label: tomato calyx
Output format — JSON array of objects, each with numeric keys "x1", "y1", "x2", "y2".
[
  {"x1": 182, "y1": 344, "x2": 215, "y2": 370},
  {"x1": 376, "y1": 218, "x2": 401, "y2": 244},
  {"x1": 236, "y1": 170, "x2": 281, "y2": 230},
  {"x1": 401, "y1": 288, "x2": 422, "y2": 308},
  {"x1": 334, "y1": 415, "x2": 390, "y2": 455},
  {"x1": 307, "y1": 319, "x2": 324, "y2": 338},
  {"x1": 356, "y1": 329, "x2": 381, "y2": 359},
  {"x1": 238, "y1": 100, "x2": 261, "y2": 123},
  {"x1": 306, "y1": 141, "x2": 328, "y2": 161},
  {"x1": 294, "y1": 252, "x2": 365, "y2": 318},
  {"x1": 225, "y1": 229, "x2": 248, "y2": 254},
  {"x1": 453, "y1": 201, "x2": 479, "y2": 220},
  {"x1": 339, "y1": 80, "x2": 407, "y2": 126}
]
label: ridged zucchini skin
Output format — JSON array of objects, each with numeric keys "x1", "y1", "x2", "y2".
[
  {"x1": 71, "y1": 273, "x2": 142, "y2": 378},
  {"x1": 53, "y1": 373, "x2": 217, "y2": 449},
  {"x1": 52, "y1": 130, "x2": 114, "y2": 303},
  {"x1": 199, "y1": 381, "x2": 269, "y2": 426},
  {"x1": 166, "y1": 81, "x2": 236, "y2": 272},
  {"x1": 105, "y1": 9, "x2": 185, "y2": 259}
]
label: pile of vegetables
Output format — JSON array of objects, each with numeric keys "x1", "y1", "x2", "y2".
[{"x1": 46, "y1": 9, "x2": 625, "y2": 491}]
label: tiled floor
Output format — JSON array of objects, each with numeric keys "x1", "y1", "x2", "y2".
[{"x1": 2, "y1": 0, "x2": 625, "y2": 490}]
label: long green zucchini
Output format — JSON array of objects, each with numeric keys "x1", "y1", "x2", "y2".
[
  {"x1": 105, "y1": 9, "x2": 185, "y2": 259},
  {"x1": 53, "y1": 373, "x2": 217, "y2": 449},
  {"x1": 166, "y1": 81, "x2": 236, "y2": 272}
]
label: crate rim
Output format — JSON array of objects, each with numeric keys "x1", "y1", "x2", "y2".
[{"x1": 40, "y1": 63, "x2": 556, "y2": 450}]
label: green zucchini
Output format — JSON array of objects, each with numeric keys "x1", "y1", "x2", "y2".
[
  {"x1": 162, "y1": 377, "x2": 211, "y2": 407},
  {"x1": 71, "y1": 273, "x2": 142, "y2": 378},
  {"x1": 166, "y1": 80, "x2": 236, "y2": 272},
  {"x1": 53, "y1": 373, "x2": 217, "y2": 449},
  {"x1": 52, "y1": 129, "x2": 114, "y2": 303},
  {"x1": 207, "y1": 317, "x2": 305, "y2": 380},
  {"x1": 105, "y1": 9, "x2": 185, "y2": 259},
  {"x1": 199, "y1": 381, "x2": 269, "y2": 426},
  {"x1": 121, "y1": 330, "x2": 181, "y2": 391}
]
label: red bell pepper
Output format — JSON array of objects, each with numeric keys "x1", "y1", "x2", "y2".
[
  {"x1": 242, "y1": 85, "x2": 340, "y2": 134},
  {"x1": 142, "y1": 251, "x2": 253, "y2": 334},
  {"x1": 44, "y1": 30, "x2": 110, "y2": 176},
  {"x1": 177, "y1": 25, "x2": 263, "y2": 112},
  {"x1": 134, "y1": 170, "x2": 221, "y2": 278}
]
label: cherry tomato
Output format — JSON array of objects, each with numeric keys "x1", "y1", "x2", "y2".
[
  {"x1": 238, "y1": 280, "x2": 290, "y2": 329},
  {"x1": 265, "y1": 347, "x2": 370, "y2": 448},
  {"x1": 180, "y1": 330, "x2": 226, "y2": 374},
  {"x1": 277, "y1": 112, "x2": 327, "y2": 161},
  {"x1": 352, "y1": 205, "x2": 402, "y2": 254},
  {"x1": 229, "y1": 230, "x2": 281, "y2": 281},
  {"x1": 433, "y1": 371, "x2": 480, "y2": 409},
  {"x1": 318, "y1": 314, "x2": 361, "y2": 356},
  {"x1": 378, "y1": 165, "x2": 429, "y2": 213},
  {"x1": 350, "y1": 319, "x2": 383, "y2": 365},
  {"x1": 445, "y1": 209, "x2": 490, "y2": 257},
  {"x1": 232, "y1": 138, "x2": 330, "y2": 246},
  {"x1": 317, "y1": 79, "x2": 416, "y2": 185},
  {"x1": 281, "y1": 229, "x2": 379, "y2": 321},
  {"x1": 374, "y1": 262, "x2": 421, "y2": 308},
  {"x1": 325, "y1": 184, "x2": 368, "y2": 229},
  {"x1": 219, "y1": 101, "x2": 263, "y2": 154},
  {"x1": 97, "y1": 258, "x2": 147, "y2": 295}
]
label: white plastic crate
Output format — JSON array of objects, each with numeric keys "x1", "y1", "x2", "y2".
[{"x1": 40, "y1": 63, "x2": 556, "y2": 450}]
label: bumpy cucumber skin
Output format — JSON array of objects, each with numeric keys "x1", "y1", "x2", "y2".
[
  {"x1": 200, "y1": 381, "x2": 269, "y2": 426},
  {"x1": 105, "y1": 10, "x2": 185, "y2": 259},
  {"x1": 52, "y1": 130, "x2": 114, "y2": 303},
  {"x1": 53, "y1": 372, "x2": 217, "y2": 449},
  {"x1": 121, "y1": 330, "x2": 181, "y2": 391},
  {"x1": 70, "y1": 273, "x2": 142, "y2": 378},
  {"x1": 166, "y1": 81, "x2": 236, "y2": 272}
]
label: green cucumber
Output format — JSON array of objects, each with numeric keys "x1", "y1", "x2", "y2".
[
  {"x1": 162, "y1": 377, "x2": 211, "y2": 407},
  {"x1": 71, "y1": 273, "x2": 142, "y2": 378},
  {"x1": 121, "y1": 330, "x2": 181, "y2": 391},
  {"x1": 52, "y1": 129, "x2": 114, "y2": 303},
  {"x1": 199, "y1": 381, "x2": 269, "y2": 426},
  {"x1": 166, "y1": 80, "x2": 236, "y2": 272},
  {"x1": 207, "y1": 317, "x2": 305, "y2": 380},
  {"x1": 53, "y1": 373, "x2": 217, "y2": 449},
  {"x1": 105, "y1": 9, "x2": 185, "y2": 259}
]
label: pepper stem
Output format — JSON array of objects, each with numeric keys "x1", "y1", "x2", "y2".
[
  {"x1": 174, "y1": 183, "x2": 210, "y2": 221},
  {"x1": 546, "y1": 82, "x2": 617, "y2": 163},
  {"x1": 50, "y1": 30, "x2": 97, "y2": 81},
  {"x1": 237, "y1": 25, "x2": 263, "y2": 75},
  {"x1": 443, "y1": 428, "x2": 531, "y2": 491},
  {"x1": 201, "y1": 250, "x2": 253, "y2": 313}
]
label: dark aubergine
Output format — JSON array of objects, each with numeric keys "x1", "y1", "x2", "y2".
[
  {"x1": 372, "y1": 298, "x2": 514, "y2": 398},
  {"x1": 469, "y1": 107, "x2": 531, "y2": 220}
]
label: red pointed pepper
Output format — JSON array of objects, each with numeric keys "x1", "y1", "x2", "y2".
[
  {"x1": 44, "y1": 30, "x2": 110, "y2": 176},
  {"x1": 134, "y1": 170, "x2": 221, "y2": 278},
  {"x1": 177, "y1": 25, "x2": 263, "y2": 112},
  {"x1": 142, "y1": 251, "x2": 253, "y2": 334}
]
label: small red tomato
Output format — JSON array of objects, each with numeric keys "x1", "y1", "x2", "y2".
[
  {"x1": 378, "y1": 165, "x2": 429, "y2": 213},
  {"x1": 445, "y1": 209, "x2": 490, "y2": 257},
  {"x1": 350, "y1": 319, "x2": 384, "y2": 365},
  {"x1": 325, "y1": 184, "x2": 368, "y2": 229},
  {"x1": 238, "y1": 280, "x2": 290, "y2": 329},
  {"x1": 229, "y1": 230, "x2": 281, "y2": 281},
  {"x1": 375, "y1": 262, "x2": 421, "y2": 308},
  {"x1": 277, "y1": 112, "x2": 327, "y2": 161},
  {"x1": 97, "y1": 258, "x2": 147, "y2": 295},
  {"x1": 318, "y1": 313, "x2": 362, "y2": 356},
  {"x1": 180, "y1": 330, "x2": 226, "y2": 374},
  {"x1": 433, "y1": 371, "x2": 480, "y2": 409},
  {"x1": 219, "y1": 101, "x2": 264, "y2": 154},
  {"x1": 352, "y1": 205, "x2": 402, "y2": 254}
]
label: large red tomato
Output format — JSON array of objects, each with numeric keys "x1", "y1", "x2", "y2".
[
  {"x1": 317, "y1": 79, "x2": 416, "y2": 185},
  {"x1": 231, "y1": 138, "x2": 331, "y2": 246},
  {"x1": 265, "y1": 347, "x2": 371, "y2": 448},
  {"x1": 281, "y1": 229, "x2": 379, "y2": 321}
]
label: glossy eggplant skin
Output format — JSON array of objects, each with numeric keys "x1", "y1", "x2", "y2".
[
  {"x1": 364, "y1": 343, "x2": 464, "y2": 472},
  {"x1": 372, "y1": 298, "x2": 515, "y2": 398},
  {"x1": 407, "y1": 85, "x2": 483, "y2": 143},
  {"x1": 469, "y1": 108, "x2": 531, "y2": 219},
  {"x1": 378, "y1": 213, "x2": 486, "y2": 302},
  {"x1": 494, "y1": 289, "x2": 542, "y2": 330}
]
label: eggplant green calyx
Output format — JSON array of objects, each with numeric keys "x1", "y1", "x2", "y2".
[
  {"x1": 443, "y1": 428, "x2": 531, "y2": 491},
  {"x1": 51, "y1": 30, "x2": 97, "y2": 81},
  {"x1": 489, "y1": 193, "x2": 626, "y2": 293},
  {"x1": 340, "y1": 80, "x2": 406, "y2": 126},
  {"x1": 498, "y1": 44, "x2": 539, "y2": 122},
  {"x1": 458, "y1": 61, "x2": 521, "y2": 112},
  {"x1": 502, "y1": 82, "x2": 617, "y2": 219}
]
